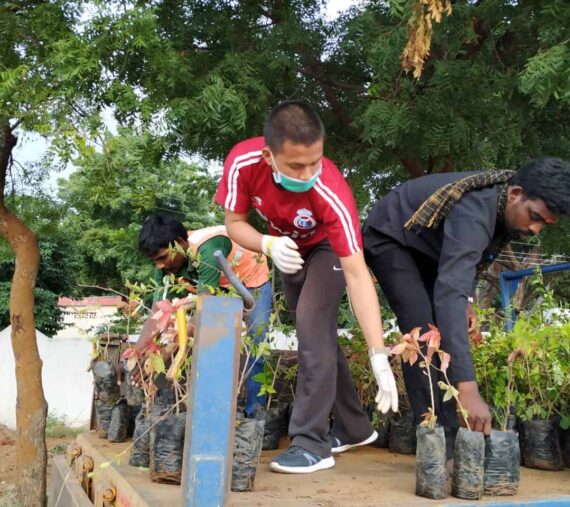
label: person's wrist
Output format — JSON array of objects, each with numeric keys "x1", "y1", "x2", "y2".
[
  {"x1": 457, "y1": 380, "x2": 479, "y2": 394},
  {"x1": 261, "y1": 235, "x2": 274, "y2": 257},
  {"x1": 369, "y1": 346, "x2": 391, "y2": 358}
]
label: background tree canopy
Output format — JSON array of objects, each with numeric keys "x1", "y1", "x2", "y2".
[{"x1": 4, "y1": 0, "x2": 570, "y2": 315}]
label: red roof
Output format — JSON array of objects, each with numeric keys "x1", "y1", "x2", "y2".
[{"x1": 58, "y1": 296, "x2": 124, "y2": 307}]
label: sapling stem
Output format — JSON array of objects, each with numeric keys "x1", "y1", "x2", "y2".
[
  {"x1": 266, "y1": 354, "x2": 281, "y2": 409},
  {"x1": 504, "y1": 360, "x2": 515, "y2": 432},
  {"x1": 418, "y1": 348, "x2": 436, "y2": 429},
  {"x1": 437, "y1": 366, "x2": 472, "y2": 431}
]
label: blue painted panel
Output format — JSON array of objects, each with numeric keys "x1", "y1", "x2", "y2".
[
  {"x1": 446, "y1": 498, "x2": 570, "y2": 507},
  {"x1": 182, "y1": 296, "x2": 243, "y2": 507}
]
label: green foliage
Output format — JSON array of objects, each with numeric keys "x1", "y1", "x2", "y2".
[
  {"x1": 473, "y1": 271, "x2": 570, "y2": 428},
  {"x1": 0, "y1": 283, "x2": 63, "y2": 337},
  {"x1": 0, "y1": 195, "x2": 85, "y2": 336},
  {"x1": 45, "y1": 412, "x2": 84, "y2": 439},
  {"x1": 57, "y1": 129, "x2": 220, "y2": 289}
]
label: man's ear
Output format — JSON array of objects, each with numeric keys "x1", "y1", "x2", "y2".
[
  {"x1": 507, "y1": 185, "x2": 524, "y2": 202},
  {"x1": 176, "y1": 237, "x2": 189, "y2": 252},
  {"x1": 262, "y1": 146, "x2": 273, "y2": 166}
]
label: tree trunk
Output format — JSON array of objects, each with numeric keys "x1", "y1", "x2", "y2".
[{"x1": 0, "y1": 121, "x2": 47, "y2": 506}]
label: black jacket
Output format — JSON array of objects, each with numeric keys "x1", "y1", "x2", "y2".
[{"x1": 363, "y1": 171, "x2": 508, "y2": 382}]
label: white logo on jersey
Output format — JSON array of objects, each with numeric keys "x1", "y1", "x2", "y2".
[
  {"x1": 293, "y1": 208, "x2": 316, "y2": 230},
  {"x1": 252, "y1": 196, "x2": 262, "y2": 206}
]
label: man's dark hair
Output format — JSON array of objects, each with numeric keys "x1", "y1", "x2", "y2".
[
  {"x1": 139, "y1": 213, "x2": 187, "y2": 257},
  {"x1": 510, "y1": 157, "x2": 570, "y2": 215},
  {"x1": 263, "y1": 100, "x2": 325, "y2": 152}
]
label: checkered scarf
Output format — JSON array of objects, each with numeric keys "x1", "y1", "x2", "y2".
[{"x1": 404, "y1": 170, "x2": 516, "y2": 230}]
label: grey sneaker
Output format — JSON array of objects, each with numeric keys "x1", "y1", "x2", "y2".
[
  {"x1": 270, "y1": 445, "x2": 335, "y2": 474},
  {"x1": 331, "y1": 430, "x2": 379, "y2": 454}
]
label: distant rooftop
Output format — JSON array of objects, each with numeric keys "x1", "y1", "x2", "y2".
[{"x1": 58, "y1": 296, "x2": 124, "y2": 307}]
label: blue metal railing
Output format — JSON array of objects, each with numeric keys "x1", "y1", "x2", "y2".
[{"x1": 499, "y1": 262, "x2": 570, "y2": 331}]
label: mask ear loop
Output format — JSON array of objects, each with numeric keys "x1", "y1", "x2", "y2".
[{"x1": 269, "y1": 151, "x2": 282, "y2": 184}]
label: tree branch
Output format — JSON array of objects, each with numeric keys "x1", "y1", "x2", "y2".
[{"x1": 400, "y1": 157, "x2": 425, "y2": 178}]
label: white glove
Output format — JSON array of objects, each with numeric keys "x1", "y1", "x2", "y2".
[
  {"x1": 370, "y1": 352, "x2": 399, "y2": 414},
  {"x1": 261, "y1": 235, "x2": 304, "y2": 274}
]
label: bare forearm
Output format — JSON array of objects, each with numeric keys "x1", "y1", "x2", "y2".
[
  {"x1": 134, "y1": 304, "x2": 162, "y2": 351},
  {"x1": 224, "y1": 212, "x2": 264, "y2": 252},
  {"x1": 341, "y1": 253, "x2": 385, "y2": 349}
]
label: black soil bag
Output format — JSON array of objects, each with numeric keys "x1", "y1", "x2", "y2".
[
  {"x1": 254, "y1": 404, "x2": 287, "y2": 451},
  {"x1": 129, "y1": 409, "x2": 150, "y2": 468},
  {"x1": 484, "y1": 430, "x2": 520, "y2": 495},
  {"x1": 107, "y1": 399, "x2": 130, "y2": 443},
  {"x1": 452, "y1": 428, "x2": 484, "y2": 500},
  {"x1": 365, "y1": 405, "x2": 391, "y2": 448},
  {"x1": 92, "y1": 360, "x2": 120, "y2": 403},
  {"x1": 277, "y1": 401, "x2": 290, "y2": 437},
  {"x1": 520, "y1": 419, "x2": 563, "y2": 471},
  {"x1": 127, "y1": 405, "x2": 140, "y2": 438},
  {"x1": 561, "y1": 428, "x2": 570, "y2": 468},
  {"x1": 149, "y1": 411, "x2": 186, "y2": 484},
  {"x1": 231, "y1": 417, "x2": 265, "y2": 492},
  {"x1": 389, "y1": 411, "x2": 416, "y2": 455},
  {"x1": 124, "y1": 371, "x2": 145, "y2": 407},
  {"x1": 415, "y1": 425, "x2": 447, "y2": 500},
  {"x1": 95, "y1": 400, "x2": 113, "y2": 438},
  {"x1": 92, "y1": 360, "x2": 121, "y2": 437}
]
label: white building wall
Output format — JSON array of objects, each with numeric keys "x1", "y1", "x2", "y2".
[{"x1": 0, "y1": 327, "x2": 93, "y2": 430}]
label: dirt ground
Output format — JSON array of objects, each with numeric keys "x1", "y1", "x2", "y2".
[
  {"x1": 0, "y1": 424, "x2": 75, "y2": 506},
  {"x1": 65, "y1": 432, "x2": 570, "y2": 507},
  {"x1": 4, "y1": 426, "x2": 570, "y2": 506},
  {"x1": 240, "y1": 445, "x2": 570, "y2": 506}
]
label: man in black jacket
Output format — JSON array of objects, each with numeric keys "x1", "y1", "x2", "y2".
[{"x1": 363, "y1": 157, "x2": 570, "y2": 436}]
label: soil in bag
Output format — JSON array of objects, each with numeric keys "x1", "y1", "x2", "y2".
[
  {"x1": 254, "y1": 405, "x2": 284, "y2": 451},
  {"x1": 150, "y1": 411, "x2": 186, "y2": 484},
  {"x1": 520, "y1": 419, "x2": 563, "y2": 471},
  {"x1": 484, "y1": 429, "x2": 520, "y2": 495},
  {"x1": 415, "y1": 425, "x2": 447, "y2": 500},
  {"x1": 127, "y1": 405, "x2": 140, "y2": 438},
  {"x1": 281, "y1": 401, "x2": 293, "y2": 437},
  {"x1": 366, "y1": 404, "x2": 391, "y2": 448},
  {"x1": 107, "y1": 399, "x2": 129, "y2": 443},
  {"x1": 561, "y1": 428, "x2": 570, "y2": 468},
  {"x1": 452, "y1": 427, "x2": 484, "y2": 500},
  {"x1": 124, "y1": 369, "x2": 145, "y2": 407},
  {"x1": 92, "y1": 360, "x2": 120, "y2": 404},
  {"x1": 95, "y1": 400, "x2": 114, "y2": 438},
  {"x1": 231, "y1": 417, "x2": 265, "y2": 492},
  {"x1": 389, "y1": 410, "x2": 416, "y2": 455},
  {"x1": 129, "y1": 409, "x2": 150, "y2": 468},
  {"x1": 277, "y1": 401, "x2": 290, "y2": 437}
]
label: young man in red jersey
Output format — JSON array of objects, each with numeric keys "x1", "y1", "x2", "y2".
[{"x1": 215, "y1": 101, "x2": 398, "y2": 474}]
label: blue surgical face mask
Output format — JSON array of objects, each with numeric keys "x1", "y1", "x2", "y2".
[{"x1": 270, "y1": 152, "x2": 322, "y2": 193}]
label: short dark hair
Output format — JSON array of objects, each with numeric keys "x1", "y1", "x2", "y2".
[
  {"x1": 510, "y1": 157, "x2": 570, "y2": 215},
  {"x1": 139, "y1": 213, "x2": 187, "y2": 257},
  {"x1": 263, "y1": 100, "x2": 325, "y2": 152}
]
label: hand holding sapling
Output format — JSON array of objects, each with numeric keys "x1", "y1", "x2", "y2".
[{"x1": 457, "y1": 382, "x2": 491, "y2": 435}]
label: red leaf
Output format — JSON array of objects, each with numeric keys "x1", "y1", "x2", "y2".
[
  {"x1": 439, "y1": 351, "x2": 451, "y2": 373},
  {"x1": 121, "y1": 348, "x2": 139, "y2": 360},
  {"x1": 143, "y1": 343, "x2": 161, "y2": 356},
  {"x1": 391, "y1": 343, "x2": 408, "y2": 355},
  {"x1": 409, "y1": 351, "x2": 418, "y2": 366},
  {"x1": 419, "y1": 324, "x2": 441, "y2": 350},
  {"x1": 409, "y1": 327, "x2": 422, "y2": 342}
]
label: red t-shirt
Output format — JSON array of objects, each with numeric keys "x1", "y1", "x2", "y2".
[{"x1": 215, "y1": 137, "x2": 363, "y2": 257}]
